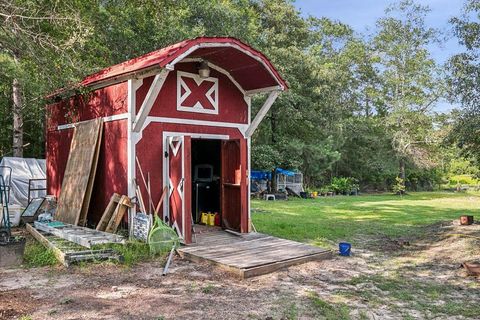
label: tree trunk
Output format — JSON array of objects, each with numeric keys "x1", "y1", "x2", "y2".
[
  {"x1": 12, "y1": 74, "x2": 23, "y2": 158},
  {"x1": 270, "y1": 114, "x2": 277, "y2": 144},
  {"x1": 12, "y1": 51, "x2": 24, "y2": 157},
  {"x1": 270, "y1": 168, "x2": 276, "y2": 193},
  {"x1": 399, "y1": 158, "x2": 406, "y2": 183},
  {"x1": 269, "y1": 110, "x2": 277, "y2": 193},
  {"x1": 365, "y1": 88, "x2": 371, "y2": 118}
]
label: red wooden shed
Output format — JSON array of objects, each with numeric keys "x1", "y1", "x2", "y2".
[{"x1": 46, "y1": 37, "x2": 287, "y2": 244}]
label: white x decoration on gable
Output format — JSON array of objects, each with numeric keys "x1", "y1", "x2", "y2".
[{"x1": 177, "y1": 71, "x2": 219, "y2": 114}]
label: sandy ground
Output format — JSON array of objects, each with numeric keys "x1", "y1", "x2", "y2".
[{"x1": 1, "y1": 220, "x2": 479, "y2": 320}]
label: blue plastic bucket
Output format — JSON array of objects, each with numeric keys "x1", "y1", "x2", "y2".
[{"x1": 339, "y1": 242, "x2": 351, "y2": 256}]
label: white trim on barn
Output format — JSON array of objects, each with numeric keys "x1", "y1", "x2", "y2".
[
  {"x1": 127, "y1": 78, "x2": 143, "y2": 224},
  {"x1": 133, "y1": 69, "x2": 170, "y2": 132},
  {"x1": 56, "y1": 113, "x2": 129, "y2": 131},
  {"x1": 245, "y1": 90, "x2": 280, "y2": 138},
  {"x1": 133, "y1": 117, "x2": 248, "y2": 145},
  {"x1": 180, "y1": 58, "x2": 246, "y2": 96},
  {"x1": 162, "y1": 131, "x2": 230, "y2": 223},
  {"x1": 245, "y1": 86, "x2": 282, "y2": 96},
  {"x1": 165, "y1": 42, "x2": 285, "y2": 91},
  {"x1": 176, "y1": 71, "x2": 219, "y2": 115}
]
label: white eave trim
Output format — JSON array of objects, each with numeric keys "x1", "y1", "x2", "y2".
[
  {"x1": 245, "y1": 86, "x2": 282, "y2": 96},
  {"x1": 57, "y1": 113, "x2": 129, "y2": 131},
  {"x1": 180, "y1": 58, "x2": 245, "y2": 95},
  {"x1": 165, "y1": 42, "x2": 285, "y2": 91}
]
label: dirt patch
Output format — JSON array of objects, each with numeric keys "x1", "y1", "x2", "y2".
[
  {"x1": 0, "y1": 220, "x2": 479, "y2": 319},
  {"x1": 0, "y1": 289, "x2": 43, "y2": 319}
]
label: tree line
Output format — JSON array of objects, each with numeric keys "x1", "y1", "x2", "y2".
[{"x1": 1, "y1": 0, "x2": 479, "y2": 191}]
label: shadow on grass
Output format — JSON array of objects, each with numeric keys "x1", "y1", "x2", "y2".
[{"x1": 252, "y1": 193, "x2": 480, "y2": 248}]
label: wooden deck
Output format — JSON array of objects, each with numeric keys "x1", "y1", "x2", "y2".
[{"x1": 177, "y1": 226, "x2": 332, "y2": 278}]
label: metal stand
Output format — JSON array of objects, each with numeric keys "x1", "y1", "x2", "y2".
[{"x1": 0, "y1": 175, "x2": 11, "y2": 241}]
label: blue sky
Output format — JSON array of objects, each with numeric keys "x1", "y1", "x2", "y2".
[{"x1": 293, "y1": 0, "x2": 466, "y2": 112}]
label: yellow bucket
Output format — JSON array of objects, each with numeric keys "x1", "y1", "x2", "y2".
[
  {"x1": 207, "y1": 213, "x2": 216, "y2": 226},
  {"x1": 201, "y1": 212, "x2": 208, "y2": 224}
]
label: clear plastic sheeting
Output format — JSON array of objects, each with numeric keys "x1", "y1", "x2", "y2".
[{"x1": 0, "y1": 157, "x2": 46, "y2": 207}]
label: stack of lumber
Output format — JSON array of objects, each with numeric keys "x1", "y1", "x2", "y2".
[{"x1": 96, "y1": 193, "x2": 132, "y2": 233}]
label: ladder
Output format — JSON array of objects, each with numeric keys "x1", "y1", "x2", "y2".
[{"x1": 33, "y1": 221, "x2": 125, "y2": 248}]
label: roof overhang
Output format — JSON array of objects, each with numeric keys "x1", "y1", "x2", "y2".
[{"x1": 48, "y1": 37, "x2": 286, "y2": 100}]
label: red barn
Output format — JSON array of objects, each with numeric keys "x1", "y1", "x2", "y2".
[{"x1": 46, "y1": 37, "x2": 287, "y2": 244}]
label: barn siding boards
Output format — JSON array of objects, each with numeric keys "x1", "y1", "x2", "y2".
[
  {"x1": 55, "y1": 118, "x2": 103, "y2": 225},
  {"x1": 46, "y1": 84, "x2": 129, "y2": 222},
  {"x1": 89, "y1": 120, "x2": 128, "y2": 224},
  {"x1": 46, "y1": 82, "x2": 128, "y2": 131}
]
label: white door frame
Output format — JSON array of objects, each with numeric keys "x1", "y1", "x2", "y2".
[{"x1": 162, "y1": 131, "x2": 230, "y2": 238}]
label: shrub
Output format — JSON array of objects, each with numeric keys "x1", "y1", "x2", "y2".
[
  {"x1": 392, "y1": 177, "x2": 406, "y2": 195},
  {"x1": 330, "y1": 177, "x2": 358, "y2": 194}
]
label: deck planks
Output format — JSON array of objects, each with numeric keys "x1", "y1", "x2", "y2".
[{"x1": 177, "y1": 230, "x2": 331, "y2": 278}]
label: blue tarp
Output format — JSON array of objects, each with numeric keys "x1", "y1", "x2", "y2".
[
  {"x1": 251, "y1": 168, "x2": 296, "y2": 180},
  {"x1": 251, "y1": 170, "x2": 271, "y2": 180},
  {"x1": 275, "y1": 168, "x2": 295, "y2": 177}
]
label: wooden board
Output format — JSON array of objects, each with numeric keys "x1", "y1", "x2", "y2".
[
  {"x1": 105, "y1": 196, "x2": 131, "y2": 234},
  {"x1": 78, "y1": 118, "x2": 103, "y2": 226},
  {"x1": 55, "y1": 118, "x2": 103, "y2": 225},
  {"x1": 96, "y1": 193, "x2": 121, "y2": 231},
  {"x1": 177, "y1": 231, "x2": 332, "y2": 278}
]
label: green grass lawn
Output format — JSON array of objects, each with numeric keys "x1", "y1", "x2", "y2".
[{"x1": 252, "y1": 191, "x2": 480, "y2": 247}]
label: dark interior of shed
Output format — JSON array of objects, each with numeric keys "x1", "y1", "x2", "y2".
[{"x1": 191, "y1": 139, "x2": 221, "y2": 224}]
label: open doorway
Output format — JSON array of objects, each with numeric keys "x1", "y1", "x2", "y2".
[{"x1": 191, "y1": 139, "x2": 221, "y2": 225}]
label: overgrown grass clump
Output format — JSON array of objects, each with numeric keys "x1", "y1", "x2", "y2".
[
  {"x1": 23, "y1": 240, "x2": 57, "y2": 267},
  {"x1": 307, "y1": 291, "x2": 351, "y2": 320},
  {"x1": 24, "y1": 237, "x2": 164, "y2": 268},
  {"x1": 95, "y1": 240, "x2": 165, "y2": 267}
]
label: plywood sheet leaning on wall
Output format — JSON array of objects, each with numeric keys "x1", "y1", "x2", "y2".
[{"x1": 55, "y1": 118, "x2": 103, "y2": 225}]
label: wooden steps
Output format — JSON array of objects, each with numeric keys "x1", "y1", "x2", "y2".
[{"x1": 177, "y1": 231, "x2": 332, "y2": 278}]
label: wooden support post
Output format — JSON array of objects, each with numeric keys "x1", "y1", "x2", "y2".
[
  {"x1": 245, "y1": 91, "x2": 279, "y2": 138},
  {"x1": 133, "y1": 69, "x2": 169, "y2": 132}
]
